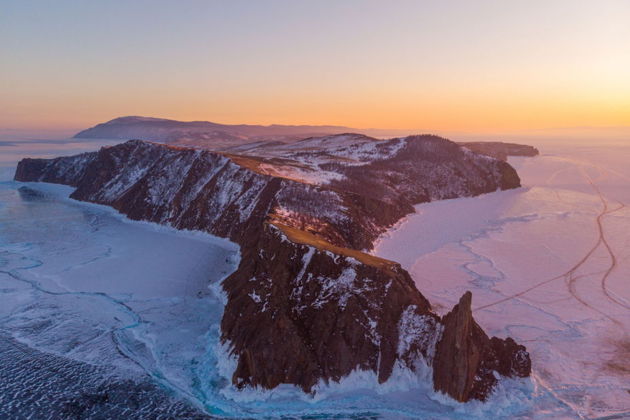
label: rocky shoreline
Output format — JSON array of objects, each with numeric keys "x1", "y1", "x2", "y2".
[{"x1": 14, "y1": 134, "x2": 531, "y2": 402}]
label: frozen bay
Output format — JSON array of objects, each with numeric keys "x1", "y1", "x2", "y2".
[
  {"x1": 374, "y1": 140, "x2": 630, "y2": 419},
  {"x1": 0, "y1": 179, "x2": 240, "y2": 418}
]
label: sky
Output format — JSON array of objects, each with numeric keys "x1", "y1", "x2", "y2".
[{"x1": 1, "y1": 0, "x2": 629, "y2": 136}]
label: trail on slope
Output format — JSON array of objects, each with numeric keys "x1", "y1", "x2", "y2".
[{"x1": 474, "y1": 159, "x2": 628, "y2": 324}]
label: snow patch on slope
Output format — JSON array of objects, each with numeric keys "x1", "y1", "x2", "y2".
[{"x1": 397, "y1": 305, "x2": 442, "y2": 360}]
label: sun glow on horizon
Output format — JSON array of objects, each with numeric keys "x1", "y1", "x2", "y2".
[{"x1": 1, "y1": 1, "x2": 629, "y2": 136}]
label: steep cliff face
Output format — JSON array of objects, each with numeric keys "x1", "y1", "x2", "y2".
[
  {"x1": 13, "y1": 152, "x2": 97, "y2": 186},
  {"x1": 14, "y1": 135, "x2": 530, "y2": 402},
  {"x1": 222, "y1": 224, "x2": 440, "y2": 391}
]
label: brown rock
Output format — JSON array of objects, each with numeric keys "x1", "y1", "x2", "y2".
[
  {"x1": 433, "y1": 291, "x2": 531, "y2": 401},
  {"x1": 221, "y1": 224, "x2": 438, "y2": 391}
]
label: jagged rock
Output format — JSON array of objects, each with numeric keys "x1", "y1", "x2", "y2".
[
  {"x1": 14, "y1": 135, "x2": 530, "y2": 402},
  {"x1": 433, "y1": 291, "x2": 531, "y2": 402}
]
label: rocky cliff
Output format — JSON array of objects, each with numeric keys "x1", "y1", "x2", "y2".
[{"x1": 14, "y1": 134, "x2": 531, "y2": 402}]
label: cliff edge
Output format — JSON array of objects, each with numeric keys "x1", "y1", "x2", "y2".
[{"x1": 14, "y1": 134, "x2": 531, "y2": 401}]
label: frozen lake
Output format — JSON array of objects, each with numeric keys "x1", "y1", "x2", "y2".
[
  {"x1": 375, "y1": 139, "x2": 630, "y2": 419},
  {"x1": 1, "y1": 138, "x2": 628, "y2": 418}
]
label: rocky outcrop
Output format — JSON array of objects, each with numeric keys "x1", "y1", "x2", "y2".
[
  {"x1": 13, "y1": 152, "x2": 97, "y2": 186},
  {"x1": 433, "y1": 292, "x2": 531, "y2": 402},
  {"x1": 14, "y1": 135, "x2": 530, "y2": 402},
  {"x1": 459, "y1": 142, "x2": 540, "y2": 161}
]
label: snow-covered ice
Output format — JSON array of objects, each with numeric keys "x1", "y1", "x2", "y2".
[
  {"x1": 374, "y1": 139, "x2": 630, "y2": 419},
  {"x1": 0, "y1": 179, "x2": 241, "y2": 416}
]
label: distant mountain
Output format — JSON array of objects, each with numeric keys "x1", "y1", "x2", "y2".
[
  {"x1": 74, "y1": 117, "x2": 548, "y2": 161},
  {"x1": 74, "y1": 116, "x2": 356, "y2": 149}
]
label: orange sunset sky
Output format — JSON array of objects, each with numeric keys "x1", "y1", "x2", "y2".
[{"x1": 1, "y1": 1, "x2": 629, "y2": 137}]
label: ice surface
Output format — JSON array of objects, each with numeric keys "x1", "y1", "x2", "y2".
[
  {"x1": 0, "y1": 178, "x2": 241, "y2": 416},
  {"x1": 374, "y1": 139, "x2": 630, "y2": 419}
]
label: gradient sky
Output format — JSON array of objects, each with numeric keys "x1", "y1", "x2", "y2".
[{"x1": 1, "y1": 0, "x2": 629, "y2": 134}]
